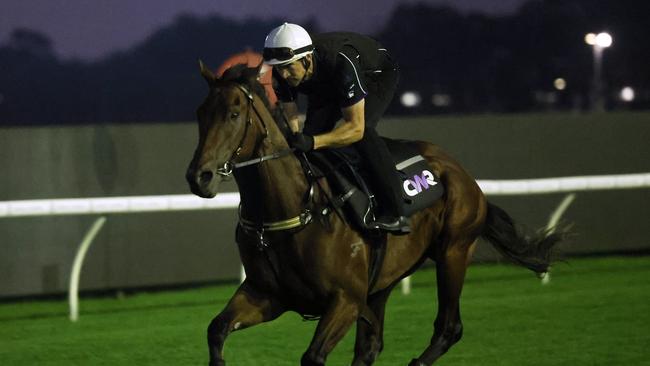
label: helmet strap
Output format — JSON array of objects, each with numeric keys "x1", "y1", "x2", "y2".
[{"x1": 300, "y1": 55, "x2": 312, "y2": 83}]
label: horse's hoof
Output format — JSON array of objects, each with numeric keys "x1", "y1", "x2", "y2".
[
  {"x1": 408, "y1": 359, "x2": 425, "y2": 366},
  {"x1": 209, "y1": 360, "x2": 225, "y2": 366}
]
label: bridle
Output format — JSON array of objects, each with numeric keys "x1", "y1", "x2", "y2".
[
  {"x1": 211, "y1": 82, "x2": 314, "y2": 249},
  {"x1": 215, "y1": 83, "x2": 292, "y2": 177}
]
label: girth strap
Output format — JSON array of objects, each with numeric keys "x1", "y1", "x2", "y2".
[{"x1": 239, "y1": 211, "x2": 312, "y2": 232}]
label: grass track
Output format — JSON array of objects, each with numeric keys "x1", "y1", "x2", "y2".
[{"x1": 1, "y1": 256, "x2": 649, "y2": 365}]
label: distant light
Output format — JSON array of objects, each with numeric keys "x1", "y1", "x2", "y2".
[
  {"x1": 620, "y1": 87, "x2": 635, "y2": 102},
  {"x1": 586, "y1": 32, "x2": 613, "y2": 48},
  {"x1": 431, "y1": 93, "x2": 451, "y2": 107},
  {"x1": 401, "y1": 91, "x2": 421, "y2": 108},
  {"x1": 553, "y1": 78, "x2": 567, "y2": 91},
  {"x1": 595, "y1": 32, "x2": 613, "y2": 48}
]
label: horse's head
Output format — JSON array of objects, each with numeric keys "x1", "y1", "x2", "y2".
[{"x1": 186, "y1": 61, "x2": 271, "y2": 198}]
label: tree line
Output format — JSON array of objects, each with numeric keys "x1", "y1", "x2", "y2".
[{"x1": 0, "y1": 0, "x2": 648, "y2": 125}]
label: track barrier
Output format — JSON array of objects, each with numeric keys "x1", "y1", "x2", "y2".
[{"x1": 1, "y1": 173, "x2": 649, "y2": 320}]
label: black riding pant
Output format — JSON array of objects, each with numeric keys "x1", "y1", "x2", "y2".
[{"x1": 304, "y1": 58, "x2": 404, "y2": 216}]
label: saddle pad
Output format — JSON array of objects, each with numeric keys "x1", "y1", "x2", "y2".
[{"x1": 384, "y1": 139, "x2": 445, "y2": 217}]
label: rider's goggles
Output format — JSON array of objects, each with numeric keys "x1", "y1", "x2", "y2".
[{"x1": 263, "y1": 46, "x2": 313, "y2": 63}]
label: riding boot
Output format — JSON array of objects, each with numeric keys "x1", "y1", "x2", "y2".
[
  {"x1": 353, "y1": 129, "x2": 410, "y2": 234},
  {"x1": 371, "y1": 214, "x2": 411, "y2": 234}
]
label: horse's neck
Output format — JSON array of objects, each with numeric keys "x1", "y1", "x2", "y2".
[{"x1": 235, "y1": 119, "x2": 309, "y2": 223}]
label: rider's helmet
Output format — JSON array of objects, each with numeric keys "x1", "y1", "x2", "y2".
[{"x1": 263, "y1": 23, "x2": 314, "y2": 66}]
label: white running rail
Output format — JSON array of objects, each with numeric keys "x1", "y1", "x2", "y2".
[
  {"x1": 1, "y1": 173, "x2": 649, "y2": 218},
  {"x1": 0, "y1": 193, "x2": 241, "y2": 218},
  {"x1": 477, "y1": 173, "x2": 650, "y2": 195},
  {"x1": 1, "y1": 172, "x2": 649, "y2": 320}
]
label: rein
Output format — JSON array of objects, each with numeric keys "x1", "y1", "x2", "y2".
[{"x1": 223, "y1": 83, "x2": 313, "y2": 249}]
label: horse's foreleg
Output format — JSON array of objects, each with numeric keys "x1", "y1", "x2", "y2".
[
  {"x1": 207, "y1": 280, "x2": 285, "y2": 366},
  {"x1": 351, "y1": 285, "x2": 395, "y2": 366},
  {"x1": 409, "y1": 240, "x2": 476, "y2": 366},
  {"x1": 301, "y1": 290, "x2": 362, "y2": 366}
]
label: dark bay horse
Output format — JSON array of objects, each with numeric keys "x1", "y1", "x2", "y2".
[{"x1": 186, "y1": 63, "x2": 563, "y2": 366}]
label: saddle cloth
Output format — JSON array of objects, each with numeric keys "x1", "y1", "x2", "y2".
[{"x1": 307, "y1": 138, "x2": 444, "y2": 229}]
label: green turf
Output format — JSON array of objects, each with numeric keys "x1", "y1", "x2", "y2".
[{"x1": 1, "y1": 256, "x2": 649, "y2": 365}]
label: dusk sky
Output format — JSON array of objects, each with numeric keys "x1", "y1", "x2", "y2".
[{"x1": 1, "y1": 0, "x2": 527, "y2": 60}]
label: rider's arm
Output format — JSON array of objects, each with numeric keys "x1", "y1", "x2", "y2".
[
  {"x1": 312, "y1": 45, "x2": 368, "y2": 150},
  {"x1": 313, "y1": 99, "x2": 365, "y2": 149}
]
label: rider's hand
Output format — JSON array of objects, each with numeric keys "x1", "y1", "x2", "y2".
[{"x1": 290, "y1": 133, "x2": 314, "y2": 152}]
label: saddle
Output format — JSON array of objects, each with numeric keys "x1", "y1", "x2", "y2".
[{"x1": 305, "y1": 138, "x2": 445, "y2": 232}]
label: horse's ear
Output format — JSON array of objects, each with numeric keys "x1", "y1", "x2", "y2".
[
  {"x1": 256, "y1": 61, "x2": 271, "y2": 81},
  {"x1": 254, "y1": 60, "x2": 264, "y2": 74},
  {"x1": 199, "y1": 59, "x2": 217, "y2": 85}
]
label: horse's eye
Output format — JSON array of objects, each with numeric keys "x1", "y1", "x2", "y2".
[{"x1": 230, "y1": 112, "x2": 240, "y2": 119}]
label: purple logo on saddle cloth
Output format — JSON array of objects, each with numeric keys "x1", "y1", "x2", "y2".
[{"x1": 403, "y1": 170, "x2": 437, "y2": 197}]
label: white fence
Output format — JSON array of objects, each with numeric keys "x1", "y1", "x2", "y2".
[
  {"x1": 2, "y1": 173, "x2": 649, "y2": 218},
  {"x1": 1, "y1": 172, "x2": 649, "y2": 321}
]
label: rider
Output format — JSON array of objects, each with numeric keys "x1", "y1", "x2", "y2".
[{"x1": 262, "y1": 23, "x2": 410, "y2": 234}]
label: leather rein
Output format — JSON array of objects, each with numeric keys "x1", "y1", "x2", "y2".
[{"x1": 218, "y1": 83, "x2": 313, "y2": 249}]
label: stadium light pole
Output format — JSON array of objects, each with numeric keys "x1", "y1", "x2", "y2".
[{"x1": 585, "y1": 32, "x2": 613, "y2": 112}]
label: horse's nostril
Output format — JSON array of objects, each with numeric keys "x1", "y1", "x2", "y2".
[{"x1": 199, "y1": 171, "x2": 213, "y2": 184}]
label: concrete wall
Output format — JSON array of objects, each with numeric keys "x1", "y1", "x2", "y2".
[
  {"x1": 1, "y1": 112, "x2": 649, "y2": 297},
  {"x1": 1, "y1": 123, "x2": 240, "y2": 297}
]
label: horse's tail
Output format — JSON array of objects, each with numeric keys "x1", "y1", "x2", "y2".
[{"x1": 480, "y1": 202, "x2": 564, "y2": 274}]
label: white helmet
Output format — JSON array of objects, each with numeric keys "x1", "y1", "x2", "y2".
[{"x1": 263, "y1": 23, "x2": 314, "y2": 65}]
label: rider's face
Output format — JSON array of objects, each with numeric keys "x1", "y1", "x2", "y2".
[{"x1": 275, "y1": 58, "x2": 307, "y2": 87}]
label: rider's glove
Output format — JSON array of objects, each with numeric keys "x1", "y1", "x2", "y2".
[{"x1": 290, "y1": 133, "x2": 314, "y2": 152}]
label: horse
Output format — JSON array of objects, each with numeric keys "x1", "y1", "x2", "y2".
[{"x1": 185, "y1": 62, "x2": 563, "y2": 366}]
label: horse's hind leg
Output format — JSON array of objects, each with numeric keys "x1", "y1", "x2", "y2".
[
  {"x1": 207, "y1": 280, "x2": 285, "y2": 366},
  {"x1": 351, "y1": 285, "x2": 396, "y2": 366},
  {"x1": 409, "y1": 239, "x2": 477, "y2": 366}
]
